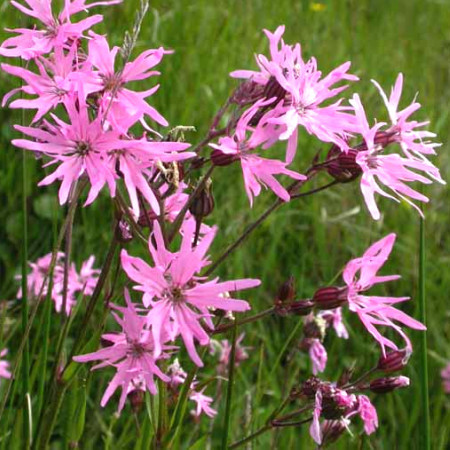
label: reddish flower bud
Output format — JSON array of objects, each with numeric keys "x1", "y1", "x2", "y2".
[
  {"x1": 231, "y1": 80, "x2": 264, "y2": 106},
  {"x1": 326, "y1": 146, "x2": 362, "y2": 183},
  {"x1": 313, "y1": 286, "x2": 348, "y2": 310},
  {"x1": 211, "y1": 149, "x2": 239, "y2": 167},
  {"x1": 288, "y1": 299, "x2": 314, "y2": 316},
  {"x1": 374, "y1": 130, "x2": 397, "y2": 148},
  {"x1": 128, "y1": 389, "x2": 144, "y2": 413},
  {"x1": 300, "y1": 376, "x2": 322, "y2": 399},
  {"x1": 369, "y1": 376, "x2": 410, "y2": 394},
  {"x1": 189, "y1": 181, "x2": 215, "y2": 219},
  {"x1": 277, "y1": 276, "x2": 296, "y2": 302},
  {"x1": 377, "y1": 348, "x2": 411, "y2": 373}
]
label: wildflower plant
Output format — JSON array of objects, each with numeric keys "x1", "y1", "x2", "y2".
[{"x1": 0, "y1": 1, "x2": 445, "y2": 448}]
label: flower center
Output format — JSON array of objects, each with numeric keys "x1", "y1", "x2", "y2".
[{"x1": 75, "y1": 141, "x2": 91, "y2": 156}]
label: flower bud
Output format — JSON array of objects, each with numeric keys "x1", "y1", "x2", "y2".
[
  {"x1": 231, "y1": 79, "x2": 264, "y2": 106},
  {"x1": 115, "y1": 219, "x2": 133, "y2": 243},
  {"x1": 313, "y1": 286, "x2": 348, "y2": 310},
  {"x1": 377, "y1": 348, "x2": 411, "y2": 373},
  {"x1": 369, "y1": 376, "x2": 410, "y2": 394},
  {"x1": 326, "y1": 146, "x2": 362, "y2": 183},
  {"x1": 288, "y1": 299, "x2": 314, "y2": 316},
  {"x1": 189, "y1": 179, "x2": 214, "y2": 219},
  {"x1": 300, "y1": 376, "x2": 322, "y2": 399},
  {"x1": 211, "y1": 149, "x2": 239, "y2": 167},
  {"x1": 277, "y1": 276, "x2": 296, "y2": 302},
  {"x1": 128, "y1": 389, "x2": 144, "y2": 413},
  {"x1": 374, "y1": 130, "x2": 397, "y2": 148}
]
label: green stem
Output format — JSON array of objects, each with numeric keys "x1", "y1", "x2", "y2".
[
  {"x1": 212, "y1": 307, "x2": 275, "y2": 334},
  {"x1": 21, "y1": 133, "x2": 31, "y2": 447},
  {"x1": 228, "y1": 424, "x2": 271, "y2": 449},
  {"x1": 418, "y1": 218, "x2": 430, "y2": 450},
  {"x1": 168, "y1": 165, "x2": 215, "y2": 243},
  {"x1": 221, "y1": 320, "x2": 238, "y2": 449}
]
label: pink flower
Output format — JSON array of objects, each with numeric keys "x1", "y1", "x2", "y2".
[
  {"x1": 0, "y1": 0, "x2": 121, "y2": 59},
  {"x1": 231, "y1": 26, "x2": 358, "y2": 163},
  {"x1": 351, "y1": 93, "x2": 443, "y2": 220},
  {"x1": 167, "y1": 358, "x2": 187, "y2": 388},
  {"x1": 73, "y1": 291, "x2": 170, "y2": 412},
  {"x1": 87, "y1": 32, "x2": 170, "y2": 132},
  {"x1": 78, "y1": 255, "x2": 100, "y2": 296},
  {"x1": 356, "y1": 395, "x2": 378, "y2": 435},
  {"x1": 217, "y1": 333, "x2": 249, "y2": 369},
  {"x1": 189, "y1": 388, "x2": 217, "y2": 418},
  {"x1": 0, "y1": 349, "x2": 12, "y2": 380},
  {"x1": 210, "y1": 101, "x2": 306, "y2": 206},
  {"x1": 17, "y1": 252, "x2": 99, "y2": 315},
  {"x1": 2, "y1": 45, "x2": 99, "y2": 122},
  {"x1": 309, "y1": 339, "x2": 327, "y2": 375},
  {"x1": 121, "y1": 220, "x2": 260, "y2": 366},
  {"x1": 12, "y1": 94, "x2": 119, "y2": 205},
  {"x1": 442, "y1": 363, "x2": 450, "y2": 394},
  {"x1": 372, "y1": 73, "x2": 443, "y2": 160},
  {"x1": 342, "y1": 233, "x2": 425, "y2": 355},
  {"x1": 319, "y1": 308, "x2": 349, "y2": 339},
  {"x1": 112, "y1": 138, "x2": 194, "y2": 216}
]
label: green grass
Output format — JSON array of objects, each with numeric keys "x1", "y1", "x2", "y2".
[{"x1": 0, "y1": 0, "x2": 449, "y2": 448}]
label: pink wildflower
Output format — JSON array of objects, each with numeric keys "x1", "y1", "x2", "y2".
[
  {"x1": 87, "y1": 32, "x2": 170, "y2": 131},
  {"x1": 2, "y1": 45, "x2": 99, "y2": 122},
  {"x1": 167, "y1": 358, "x2": 187, "y2": 388},
  {"x1": 210, "y1": 100, "x2": 306, "y2": 206},
  {"x1": 0, "y1": 0, "x2": 121, "y2": 59},
  {"x1": 351, "y1": 93, "x2": 442, "y2": 220},
  {"x1": 319, "y1": 308, "x2": 349, "y2": 339},
  {"x1": 0, "y1": 350, "x2": 12, "y2": 379},
  {"x1": 442, "y1": 363, "x2": 450, "y2": 394},
  {"x1": 231, "y1": 26, "x2": 358, "y2": 162},
  {"x1": 217, "y1": 333, "x2": 249, "y2": 369},
  {"x1": 189, "y1": 388, "x2": 217, "y2": 418},
  {"x1": 342, "y1": 233, "x2": 425, "y2": 355},
  {"x1": 372, "y1": 73, "x2": 443, "y2": 160},
  {"x1": 73, "y1": 291, "x2": 170, "y2": 412},
  {"x1": 309, "y1": 339, "x2": 327, "y2": 375},
  {"x1": 121, "y1": 220, "x2": 260, "y2": 366}
]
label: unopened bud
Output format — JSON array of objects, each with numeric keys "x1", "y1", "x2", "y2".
[
  {"x1": 277, "y1": 276, "x2": 296, "y2": 302},
  {"x1": 128, "y1": 389, "x2": 144, "y2": 413},
  {"x1": 377, "y1": 349, "x2": 411, "y2": 373},
  {"x1": 326, "y1": 146, "x2": 362, "y2": 183},
  {"x1": 115, "y1": 219, "x2": 133, "y2": 243},
  {"x1": 374, "y1": 130, "x2": 397, "y2": 148},
  {"x1": 189, "y1": 179, "x2": 214, "y2": 218},
  {"x1": 211, "y1": 149, "x2": 239, "y2": 167},
  {"x1": 313, "y1": 286, "x2": 348, "y2": 310},
  {"x1": 369, "y1": 376, "x2": 410, "y2": 394},
  {"x1": 231, "y1": 80, "x2": 264, "y2": 106},
  {"x1": 288, "y1": 299, "x2": 314, "y2": 316},
  {"x1": 300, "y1": 376, "x2": 322, "y2": 399}
]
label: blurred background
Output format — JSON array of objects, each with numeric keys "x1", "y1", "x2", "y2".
[{"x1": 0, "y1": 0, "x2": 449, "y2": 448}]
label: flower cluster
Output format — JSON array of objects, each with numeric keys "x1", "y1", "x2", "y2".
[
  {"x1": 17, "y1": 252, "x2": 99, "y2": 315},
  {"x1": 1, "y1": 3, "x2": 443, "y2": 447}
]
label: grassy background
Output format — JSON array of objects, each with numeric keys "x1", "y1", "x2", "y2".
[{"x1": 0, "y1": 0, "x2": 449, "y2": 448}]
